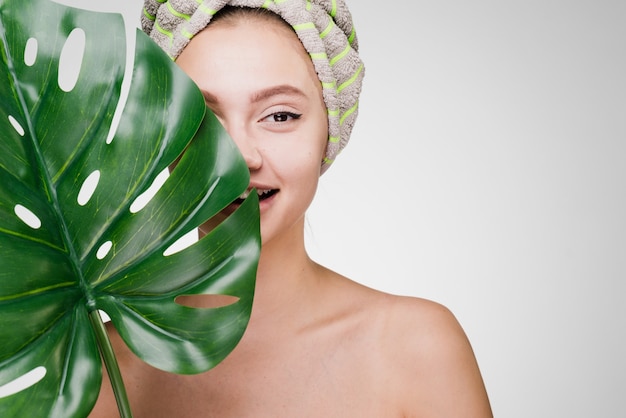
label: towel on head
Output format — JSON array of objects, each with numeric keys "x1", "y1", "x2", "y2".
[{"x1": 141, "y1": 0, "x2": 364, "y2": 173}]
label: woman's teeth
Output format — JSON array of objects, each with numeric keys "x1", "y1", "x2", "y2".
[
  {"x1": 238, "y1": 189, "x2": 276, "y2": 201},
  {"x1": 257, "y1": 189, "x2": 274, "y2": 199}
]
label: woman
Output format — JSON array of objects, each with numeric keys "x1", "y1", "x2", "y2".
[{"x1": 92, "y1": 1, "x2": 492, "y2": 416}]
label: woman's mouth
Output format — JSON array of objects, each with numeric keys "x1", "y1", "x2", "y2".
[{"x1": 235, "y1": 188, "x2": 278, "y2": 204}]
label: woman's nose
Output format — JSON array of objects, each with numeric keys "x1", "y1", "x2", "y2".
[
  {"x1": 241, "y1": 144, "x2": 262, "y2": 171},
  {"x1": 227, "y1": 125, "x2": 262, "y2": 171}
]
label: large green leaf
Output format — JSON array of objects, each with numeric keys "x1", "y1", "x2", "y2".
[{"x1": 0, "y1": 0, "x2": 260, "y2": 417}]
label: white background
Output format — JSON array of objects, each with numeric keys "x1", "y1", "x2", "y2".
[
  {"x1": 19, "y1": 0, "x2": 626, "y2": 417},
  {"x1": 311, "y1": 1, "x2": 626, "y2": 417}
]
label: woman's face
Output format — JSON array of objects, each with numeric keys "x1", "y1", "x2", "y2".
[{"x1": 176, "y1": 15, "x2": 328, "y2": 246}]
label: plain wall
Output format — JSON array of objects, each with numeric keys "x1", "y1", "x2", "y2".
[
  {"x1": 29, "y1": 1, "x2": 626, "y2": 416},
  {"x1": 308, "y1": 2, "x2": 626, "y2": 417}
]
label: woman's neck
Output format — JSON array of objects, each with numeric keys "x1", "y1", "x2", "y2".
[{"x1": 245, "y1": 222, "x2": 324, "y2": 332}]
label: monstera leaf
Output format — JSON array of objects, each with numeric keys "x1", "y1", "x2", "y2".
[{"x1": 0, "y1": 0, "x2": 260, "y2": 417}]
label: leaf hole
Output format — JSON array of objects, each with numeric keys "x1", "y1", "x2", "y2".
[
  {"x1": 8, "y1": 115, "x2": 25, "y2": 136},
  {"x1": 24, "y1": 37, "x2": 38, "y2": 66},
  {"x1": 163, "y1": 229, "x2": 198, "y2": 256},
  {"x1": 58, "y1": 28, "x2": 86, "y2": 92},
  {"x1": 98, "y1": 309, "x2": 111, "y2": 323},
  {"x1": 0, "y1": 366, "x2": 46, "y2": 398},
  {"x1": 175, "y1": 294, "x2": 240, "y2": 309},
  {"x1": 77, "y1": 170, "x2": 100, "y2": 206},
  {"x1": 130, "y1": 168, "x2": 169, "y2": 213},
  {"x1": 14, "y1": 205, "x2": 41, "y2": 229},
  {"x1": 96, "y1": 241, "x2": 113, "y2": 260}
]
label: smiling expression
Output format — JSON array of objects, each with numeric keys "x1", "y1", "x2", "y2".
[{"x1": 176, "y1": 11, "x2": 328, "y2": 246}]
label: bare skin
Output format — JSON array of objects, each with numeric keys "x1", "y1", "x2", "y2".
[{"x1": 90, "y1": 10, "x2": 492, "y2": 418}]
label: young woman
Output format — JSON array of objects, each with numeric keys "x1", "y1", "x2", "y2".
[{"x1": 92, "y1": 1, "x2": 492, "y2": 416}]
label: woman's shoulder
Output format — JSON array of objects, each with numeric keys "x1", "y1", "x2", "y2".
[
  {"x1": 327, "y1": 270, "x2": 461, "y2": 338},
  {"x1": 355, "y1": 286, "x2": 469, "y2": 363},
  {"x1": 329, "y1": 273, "x2": 493, "y2": 417},
  {"x1": 324, "y1": 271, "x2": 472, "y2": 364},
  {"x1": 375, "y1": 291, "x2": 465, "y2": 346},
  {"x1": 371, "y1": 291, "x2": 476, "y2": 379}
]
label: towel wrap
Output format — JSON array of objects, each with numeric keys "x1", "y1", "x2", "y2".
[{"x1": 141, "y1": 0, "x2": 364, "y2": 173}]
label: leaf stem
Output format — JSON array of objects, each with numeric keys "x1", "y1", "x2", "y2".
[{"x1": 89, "y1": 310, "x2": 133, "y2": 418}]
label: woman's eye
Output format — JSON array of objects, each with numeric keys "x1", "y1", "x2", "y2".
[{"x1": 263, "y1": 112, "x2": 302, "y2": 123}]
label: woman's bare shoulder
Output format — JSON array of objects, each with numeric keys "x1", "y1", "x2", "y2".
[
  {"x1": 326, "y1": 269, "x2": 460, "y2": 332},
  {"x1": 332, "y1": 274, "x2": 493, "y2": 417}
]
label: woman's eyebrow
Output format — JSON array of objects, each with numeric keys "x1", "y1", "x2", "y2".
[
  {"x1": 250, "y1": 85, "x2": 306, "y2": 103},
  {"x1": 200, "y1": 85, "x2": 306, "y2": 105}
]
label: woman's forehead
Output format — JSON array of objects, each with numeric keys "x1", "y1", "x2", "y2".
[{"x1": 179, "y1": 20, "x2": 320, "y2": 95}]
